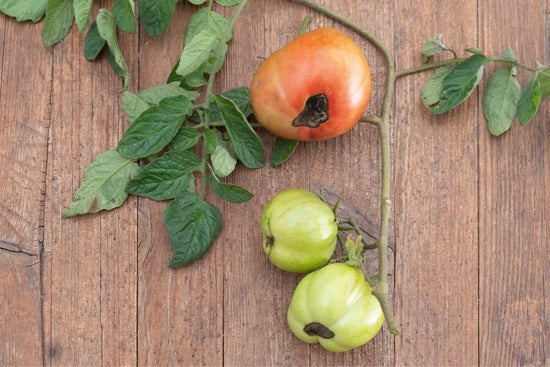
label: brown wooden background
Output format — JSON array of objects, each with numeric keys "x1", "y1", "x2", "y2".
[{"x1": 1, "y1": 0, "x2": 549, "y2": 365}]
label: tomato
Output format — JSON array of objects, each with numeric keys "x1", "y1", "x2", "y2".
[
  {"x1": 287, "y1": 263, "x2": 384, "y2": 352},
  {"x1": 261, "y1": 188, "x2": 337, "y2": 273},
  {"x1": 250, "y1": 27, "x2": 371, "y2": 141}
]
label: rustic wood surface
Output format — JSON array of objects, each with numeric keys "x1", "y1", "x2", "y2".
[{"x1": 1, "y1": 0, "x2": 549, "y2": 365}]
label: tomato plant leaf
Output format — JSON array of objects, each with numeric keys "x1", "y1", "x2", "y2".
[
  {"x1": 121, "y1": 91, "x2": 150, "y2": 123},
  {"x1": 63, "y1": 148, "x2": 140, "y2": 218},
  {"x1": 137, "y1": 82, "x2": 200, "y2": 105},
  {"x1": 204, "y1": 129, "x2": 218, "y2": 155},
  {"x1": 118, "y1": 95, "x2": 193, "y2": 159},
  {"x1": 421, "y1": 65, "x2": 453, "y2": 108},
  {"x1": 84, "y1": 21, "x2": 106, "y2": 61},
  {"x1": 536, "y1": 67, "x2": 550, "y2": 98},
  {"x1": 270, "y1": 138, "x2": 298, "y2": 168},
  {"x1": 187, "y1": 0, "x2": 207, "y2": 5},
  {"x1": 176, "y1": 29, "x2": 219, "y2": 78},
  {"x1": 215, "y1": 0, "x2": 241, "y2": 5},
  {"x1": 73, "y1": 0, "x2": 92, "y2": 32},
  {"x1": 41, "y1": 0, "x2": 74, "y2": 48},
  {"x1": 197, "y1": 86, "x2": 253, "y2": 123},
  {"x1": 163, "y1": 193, "x2": 222, "y2": 268},
  {"x1": 430, "y1": 54, "x2": 489, "y2": 114},
  {"x1": 482, "y1": 67, "x2": 521, "y2": 136},
  {"x1": 0, "y1": 0, "x2": 48, "y2": 22},
  {"x1": 211, "y1": 145, "x2": 237, "y2": 178},
  {"x1": 208, "y1": 174, "x2": 253, "y2": 203},
  {"x1": 112, "y1": 0, "x2": 136, "y2": 34},
  {"x1": 214, "y1": 94, "x2": 265, "y2": 169},
  {"x1": 138, "y1": 0, "x2": 177, "y2": 38},
  {"x1": 517, "y1": 75, "x2": 542, "y2": 125},
  {"x1": 421, "y1": 34, "x2": 454, "y2": 62},
  {"x1": 96, "y1": 9, "x2": 130, "y2": 90},
  {"x1": 126, "y1": 151, "x2": 201, "y2": 201},
  {"x1": 169, "y1": 127, "x2": 201, "y2": 151},
  {"x1": 501, "y1": 48, "x2": 518, "y2": 62},
  {"x1": 185, "y1": 7, "x2": 232, "y2": 44}
]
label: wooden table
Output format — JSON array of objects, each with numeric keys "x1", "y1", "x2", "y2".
[{"x1": 1, "y1": 1, "x2": 548, "y2": 365}]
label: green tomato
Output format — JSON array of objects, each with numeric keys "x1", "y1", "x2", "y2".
[
  {"x1": 287, "y1": 263, "x2": 384, "y2": 352},
  {"x1": 261, "y1": 188, "x2": 337, "y2": 273}
]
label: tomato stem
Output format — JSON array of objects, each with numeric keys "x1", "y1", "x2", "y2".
[{"x1": 296, "y1": 0, "x2": 399, "y2": 335}]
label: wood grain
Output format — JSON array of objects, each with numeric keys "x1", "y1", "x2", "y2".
[{"x1": 0, "y1": 0, "x2": 549, "y2": 366}]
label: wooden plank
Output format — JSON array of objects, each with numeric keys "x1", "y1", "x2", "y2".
[
  {"x1": 135, "y1": 3, "x2": 224, "y2": 365},
  {"x1": 42, "y1": 1, "x2": 139, "y2": 364},
  {"x1": 0, "y1": 15, "x2": 52, "y2": 366},
  {"x1": 479, "y1": 0, "x2": 550, "y2": 364},
  {"x1": 392, "y1": 1, "x2": 480, "y2": 365}
]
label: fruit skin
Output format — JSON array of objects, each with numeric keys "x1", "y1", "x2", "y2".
[
  {"x1": 250, "y1": 27, "x2": 371, "y2": 141},
  {"x1": 261, "y1": 188, "x2": 338, "y2": 273},
  {"x1": 287, "y1": 263, "x2": 384, "y2": 352}
]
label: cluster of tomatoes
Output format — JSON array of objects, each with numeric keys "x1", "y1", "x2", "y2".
[{"x1": 251, "y1": 28, "x2": 384, "y2": 352}]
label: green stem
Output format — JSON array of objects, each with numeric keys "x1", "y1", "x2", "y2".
[{"x1": 296, "y1": 0, "x2": 399, "y2": 335}]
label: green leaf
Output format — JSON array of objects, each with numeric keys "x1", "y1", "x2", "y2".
[
  {"x1": 211, "y1": 145, "x2": 237, "y2": 178},
  {"x1": 430, "y1": 54, "x2": 489, "y2": 114},
  {"x1": 0, "y1": 0, "x2": 48, "y2": 22},
  {"x1": 138, "y1": 0, "x2": 177, "y2": 38},
  {"x1": 185, "y1": 8, "x2": 231, "y2": 44},
  {"x1": 118, "y1": 95, "x2": 193, "y2": 159},
  {"x1": 187, "y1": 0, "x2": 207, "y2": 4},
  {"x1": 137, "y1": 83, "x2": 200, "y2": 105},
  {"x1": 96, "y1": 9, "x2": 130, "y2": 90},
  {"x1": 41, "y1": 0, "x2": 74, "y2": 48},
  {"x1": 169, "y1": 127, "x2": 201, "y2": 151},
  {"x1": 421, "y1": 65, "x2": 453, "y2": 108},
  {"x1": 536, "y1": 67, "x2": 550, "y2": 98},
  {"x1": 215, "y1": 0, "x2": 241, "y2": 5},
  {"x1": 482, "y1": 67, "x2": 521, "y2": 136},
  {"x1": 209, "y1": 87, "x2": 253, "y2": 121},
  {"x1": 501, "y1": 48, "x2": 518, "y2": 62},
  {"x1": 63, "y1": 148, "x2": 140, "y2": 217},
  {"x1": 121, "y1": 91, "x2": 150, "y2": 123},
  {"x1": 421, "y1": 34, "x2": 453, "y2": 62},
  {"x1": 73, "y1": 0, "x2": 92, "y2": 32},
  {"x1": 84, "y1": 21, "x2": 106, "y2": 61},
  {"x1": 163, "y1": 193, "x2": 222, "y2": 268},
  {"x1": 270, "y1": 138, "x2": 298, "y2": 168},
  {"x1": 176, "y1": 29, "x2": 219, "y2": 77},
  {"x1": 126, "y1": 151, "x2": 201, "y2": 201},
  {"x1": 203, "y1": 129, "x2": 218, "y2": 155},
  {"x1": 517, "y1": 75, "x2": 541, "y2": 125},
  {"x1": 208, "y1": 175, "x2": 253, "y2": 203},
  {"x1": 214, "y1": 94, "x2": 265, "y2": 169},
  {"x1": 112, "y1": 0, "x2": 136, "y2": 33}
]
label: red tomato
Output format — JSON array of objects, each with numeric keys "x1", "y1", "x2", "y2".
[{"x1": 250, "y1": 27, "x2": 372, "y2": 141}]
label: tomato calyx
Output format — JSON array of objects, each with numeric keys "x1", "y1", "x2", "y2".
[
  {"x1": 304, "y1": 322, "x2": 335, "y2": 339},
  {"x1": 292, "y1": 94, "x2": 329, "y2": 128}
]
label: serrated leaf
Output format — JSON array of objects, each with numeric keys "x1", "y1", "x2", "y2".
[
  {"x1": 164, "y1": 193, "x2": 222, "y2": 268},
  {"x1": 211, "y1": 145, "x2": 237, "y2": 178},
  {"x1": 126, "y1": 151, "x2": 201, "y2": 201},
  {"x1": 517, "y1": 75, "x2": 541, "y2": 125},
  {"x1": 42, "y1": 0, "x2": 74, "y2": 48},
  {"x1": 112, "y1": 0, "x2": 136, "y2": 33},
  {"x1": 63, "y1": 148, "x2": 140, "y2": 217},
  {"x1": 138, "y1": 0, "x2": 177, "y2": 38},
  {"x1": 185, "y1": 7, "x2": 231, "y2": 44},
  {"x1": 482, "y1": 67, "x2": 521, "y2": 136},
  {"x1": 0, "y1": 0, "x2": 48, "y2": 22},
  {"x1": 270, "y1": 138, "x2": 298, "y2": 168},
  {"x1": 169, "y1": 127, "x2": 201, "y2": 151},
  {"x1": 176, "y1": 29, "x2": 219, "y2": 77},
  {"x1": 421, "y1": 65, "x2": 453, "y2": 108},
  {"x1": 214, "y1": 95, "x2": 264, "y2": 169},
  {"x1": 118, "y1": 95, "x2": 193, "y2": 158},
  {"x1": 96, "y1": 9, "x2": 130, "y2": 90},
  {"x1": 421, "y1": 34, "x2": 453, "y2": 62},
  {"x1": 208, "y1": 175, "x2": 253, "y2": 203},
  {"x1": 430, "y1": 54, "x2": 488, "y2": 114},
  {"x1": 84, "y1": 21, "x2": 106, "y2": 61}
]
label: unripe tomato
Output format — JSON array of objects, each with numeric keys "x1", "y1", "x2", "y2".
[
  {"x1": 250, "y1": 27, "x2": 371, "y2": 141},
  {"x1": 287, "y1": 263, "x2": 384, "y2": 352},
  {"x1": 261, "y1": 188, "x2": 337, "y2": 273}
]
